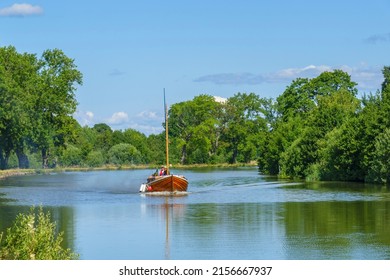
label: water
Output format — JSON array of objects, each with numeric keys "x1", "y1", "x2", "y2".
[{"x1": 1, "y1": 168, "x2": 390, "y2": 260}]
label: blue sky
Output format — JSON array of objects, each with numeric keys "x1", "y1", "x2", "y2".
[{"x1": 1, "y1": 1, "x2": 389, "y2": 135}]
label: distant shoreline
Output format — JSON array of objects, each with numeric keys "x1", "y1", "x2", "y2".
[{"x1": 0, "y1": 163, "x2": 258, "y2": 179}]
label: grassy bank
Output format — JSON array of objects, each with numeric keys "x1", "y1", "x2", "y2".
[
  {"x1": 0, "y1": 169, "x2": 37, "y2": 179},
  {"x1": 0, "y1": 162, "x2": 258, "y2": 179}
]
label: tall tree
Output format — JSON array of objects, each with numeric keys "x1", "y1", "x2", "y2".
[
  {"x1": 32, "y1": 49, "x2": 82, "y2": 168},
  {"x1": 222, "y1": 93, "x2": 268, "y2": 164},
  {"x1": 0, "y1": 46, "x2": 38, "y2": 169},
  {"x1": 168, "y1": 94, "x2": 221, "y2": 164}
]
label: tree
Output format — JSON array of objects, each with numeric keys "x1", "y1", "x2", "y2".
[
  {"x1": 367, "y1": 128, "x2": 390, "y2": 183},
  {"x1": 107, "y1": 143, "x2": 142, "y2": 165},
  {"x1": 28, "y1": 49, "x2": 82, "y2": 168},
  {"x1": 168, "y1": 95, "x2": 222, "y2": 164},
  {"x1": 260, "y1": 70, "x2": 360, "y2": 179},
  {"x1": 276, "y1": 78, "x2": 313, "y2": 121},
  {"x1": 92, "y1": 123, "x2": 113, "y2": 154},
  {"x1": 122, "y1": 129, "x2": 150, "y2": 163},
  {"x1": 0, "y1": 46, "x2": 38, "y2": 169},
  {"x1": 60, "y1": 144, "x2": 82, "y2": 166},
  {"x1": 316, "y1": 118, "x2": 365, "y2": 181}
]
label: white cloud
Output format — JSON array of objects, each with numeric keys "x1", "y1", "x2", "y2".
[
  {"x1": 106, "y1": 112, "x2": 129, "y2": 125},
  {"x1": 137, "y1": 111, "x2": 159, "y2": 120},
  {"x1": 269, "y1": 65, "x2": 332, "y2": 82},
  {"x1": 194, "y1": 64, "x2": 383, "y2": 91},
  {"x1": 194, "y1": 72, "x2": 264, "y2": 85},
  {"x1": 340, "y1": 64, "x2": 383, "y2": 91},
  {"x1": 74, "y1": 110, "x2": 95, "y2": 126},
  {"x1": 0, "y1": 3, "x2": 43, "y2": 16},
  {"x1": 213, "y1": 96, "x2": 227, "y2": 103},
  {"x1": 86, "y1": 111, "x2": 94, "y2": 119},
  {"x1": 128, "y1": 123, "x2": 163, "y2": 135}
]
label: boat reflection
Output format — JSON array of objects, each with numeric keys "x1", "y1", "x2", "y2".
[{"x1": 140, "y1": 198, "x2": 186, "y2": 259}]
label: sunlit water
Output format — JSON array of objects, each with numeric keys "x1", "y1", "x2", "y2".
[{"x1": 1, "y1": 168, "x2": 390, "y2": 260}]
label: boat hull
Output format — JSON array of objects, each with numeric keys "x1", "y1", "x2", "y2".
[{"x1": 140, "y1": 175, "x2": 188, "y2": 193}]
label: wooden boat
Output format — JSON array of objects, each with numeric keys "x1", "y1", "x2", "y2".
[
  {"x1": 139, "y1": 90, "x2": 188, "y2": 193},
  {"x1": 140, "y1": 174, "x2": 188, "y2": 193}
]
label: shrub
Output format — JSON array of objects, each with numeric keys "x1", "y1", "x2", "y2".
[
  {"x1": 86, "y1": 150, "x2": 105, "y2": 167},
  {"x1": 107, "y1": 143, "x2": 142, "y2": 165},
  {"x1": 60, "y1": 145, "x2": 83, "y2": 166},
  {"x1": 0, "y1": 207, "x2": 78, "y2": 260}
]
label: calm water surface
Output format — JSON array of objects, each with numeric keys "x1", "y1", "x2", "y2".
[{"x1": 1, "y1": 168, "x2": 390, "y2": 260}]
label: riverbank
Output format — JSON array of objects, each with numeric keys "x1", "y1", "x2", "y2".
[
  {"x1": 0, "y1": 169, "x2": 37, "y2": 179},
  {"x1": 0, "y1": 162, "x2": 258, "y2": 179}
]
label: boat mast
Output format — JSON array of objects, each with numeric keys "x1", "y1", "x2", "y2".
[{"x1": 164, "y1": 89, "x2": 170, "y2": 175}]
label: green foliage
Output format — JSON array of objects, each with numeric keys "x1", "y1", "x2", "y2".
[
  {"x1": 85, "y1": 150, "x2": 105, "y2": 167},
  {"x1": 367, "y1": 128, "x2": 390, "y2": 183},
  {"x1": 0, "y1": 46, "x2": 82, "y2": 169},
  {"x1": 169, "y1": 94, "x2": 223, "y2": 164},
  {"x1": 0, "y1": 207, "x2": 78, "y2": 260},
  {"x1": 315, "y1": 119, "x2": 364, "y2": 181},
  {"x1": 60, "y1": 145, "x2": 82, "y2": 166},
  {"x1": 107, "y1": 143, "x2": 142, "y2": 165},
  {"x1": 222, "y1": 92, "x2": 268, "y2": 164},
  {"x1": 259, "y1": 68, "x2": 390, "y2": 184}
]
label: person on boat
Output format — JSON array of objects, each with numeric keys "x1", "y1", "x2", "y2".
[{"x1": 159, "y1": 166, "x2": 167, "y2": 176}]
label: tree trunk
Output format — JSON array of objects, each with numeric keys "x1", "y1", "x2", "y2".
[
  {"x1": 42, "y1": 148, "x2": 49, "y2": 169},
  {"x1": 181, "y1": 144, "x2": 187, "y2": 165},
  {"x1": 0, "y1": 156, "x2": 8, "y2": 170},
  {"x1": 0, "y1": 147, "x2": 10, "y2": 170},
  {"x1": 16, "y1": 150, "x2": 30, "y2": 169}
]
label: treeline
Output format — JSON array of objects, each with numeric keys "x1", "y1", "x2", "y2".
[
  {"x1": 57, "y1": 93, "x2": 272, "y2": 168},
  {"x1": 1, "y1": 46, "x2": 389, "y2": 183},
  {"x1": 258, "y1": 68, "x2": 390, "y2": 184}
]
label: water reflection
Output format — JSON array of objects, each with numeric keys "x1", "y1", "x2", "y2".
[
  {"x1": 140, "y1": 196, "x2": 187, "y2": 260},
  {"x1": 283, "y1": 200, "x2": 390, "y2": 259}
]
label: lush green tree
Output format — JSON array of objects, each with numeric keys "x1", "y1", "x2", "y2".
[
  {"x1": 312, "y1": 120, "x2": 362, "y2": 181},
  {"x1": 32, "y1": 49, "x2": 82, "y2": 168},
  {"x1": 222, "y1": 93, "x2": 268, "y2": 163},
  {"x1": 258, "y1": 115, "x2": 304, "y2": 175},
  {"x1": 85, "y1": 150, "x2": 105, "y2": 167},
  {"x1": 169, "y1": 94, "x2": 222, "y2": 164},
  {"x1": 60, "y1": 144, "x2": 83, "y2": 167},
  {"x1": 122, "y1": 128, "x2": 150, "y2": 163},
  {"x1": 260, "y1": 70, "x2": 360, "y2": 178},
  {"x1": 367, "y1": 128, "x2": 390, "y2": 183},
  {"x1": 107, "y1": 143, "x2": 142, "y2": 165},
  {"x1": 306, "y1": 69, "x2": 358, "y2": 99},
  {"x1": 276, "y1": 78, "x2": 313, "y2": 121},
  {"x1": 0, "y1": 46, "x2": 38, "y2": 169},
  {"x1": 92, "y1": 123, "x2": 113, "y2": 154},
  {"x1": 146, "y1": 132, "x2": 166, "y2": 164},
  {"x1": 71, "y1": 125, "x2": 97, "y2": 161}
]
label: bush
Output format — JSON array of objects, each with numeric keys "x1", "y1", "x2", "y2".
[
  {"x1": 86, "y1": 150, "x2": 105, "y2": 167},
  {"x1": 0, "y1": 207, "x2": 78, "y2": 260},
  {"x1": 107, "y1": 143, "x2": 142, "y2": 165},
  {"x1": 60, "y1": 145, "x2": 83, "y2": 166}
]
